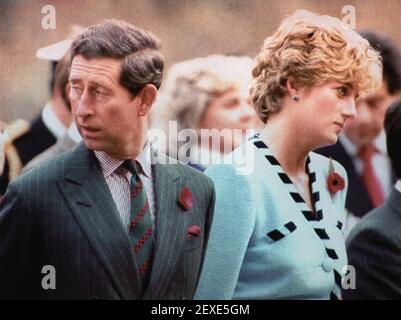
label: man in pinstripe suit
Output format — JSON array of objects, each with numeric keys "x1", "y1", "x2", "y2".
[
  {"x1": 344, "y1": 99, "x2": 401, "y2": 299},
  {"x1": 0, "y1": 20, "x2": 215, "y2": 300}
]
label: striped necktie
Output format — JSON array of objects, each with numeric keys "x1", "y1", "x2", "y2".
[{"x1": 123, "y1": 160, "x2": 154, "y2": 284}]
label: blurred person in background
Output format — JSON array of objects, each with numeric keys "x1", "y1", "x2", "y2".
[
  {"x1": 317, "y1": 31, "x2": 401, "y2": 235},
  {"x1": 151, "y1": 55, "x2": 263, "y2": 171},
  {"x1": 23, "y1": 49, "x2": 83, "y2": 173},
  {"x1": 0, "y1": 26, "x2": 83, "y2": 194},
  {"x1": 344, "y1": 98, "x2": 401, "y2": 299},
  {"x1": 195, "y1": 10, "x2": 382, "y2": 300},
  {"x1": 0, "y1": 117, "x2": 29, "y2": 194}
]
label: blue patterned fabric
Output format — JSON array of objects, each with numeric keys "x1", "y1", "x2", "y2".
[{"x1": 195, "y1": 138, "x2": 348, "y2": 300}]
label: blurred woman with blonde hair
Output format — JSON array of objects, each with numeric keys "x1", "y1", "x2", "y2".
[
  {"x1": 150, "y1": 55, "x2": 263, "y2": 170},
  {"x1": 195, "y1": 10, "x2": 382, "y2": 299}
]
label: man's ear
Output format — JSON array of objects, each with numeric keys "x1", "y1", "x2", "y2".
[{"x1": 136, "y1": 84, "x2": 157, "y2": 116}]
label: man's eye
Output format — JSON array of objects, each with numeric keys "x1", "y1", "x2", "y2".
[
  {"x1": 94, "y1": 89, "x2": 106, "y2": 96},
  {"x1": 367, "y1": 100, "x2": 379, "y2": 109},
  {"x1": 72, "y1": 86, "x2": 83, "y2": 95}
]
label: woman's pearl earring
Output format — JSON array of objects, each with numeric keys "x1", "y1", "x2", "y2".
[{"x1": 292, "y1": 95, "x2": 299, "y2": 102}]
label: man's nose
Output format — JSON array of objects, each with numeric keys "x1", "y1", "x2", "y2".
[
  {"x1": 75, "y1": 91, "x2": 94, "y2": 118},
  {"x1": 353, "y1": 101, "x2": 374, "y2": 123}
]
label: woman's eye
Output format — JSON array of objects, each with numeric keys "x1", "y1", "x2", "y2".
[
  {"x1": 224, "y1": 99, "x2": 240, "y2": 109},
  {"x1": 337, "y1": 87, "x2": 348, "y2": 97}
]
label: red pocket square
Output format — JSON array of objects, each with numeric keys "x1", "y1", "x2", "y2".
[{"x1": 187, "y1": 225, "x2": 202, "y2": 238}]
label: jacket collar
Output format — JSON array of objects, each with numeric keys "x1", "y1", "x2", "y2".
[{"x1": 61, "y1": 142, "x2": 186, "y2": 299}]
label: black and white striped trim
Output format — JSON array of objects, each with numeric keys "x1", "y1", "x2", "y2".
[
  {"x1": 252, "y1": 137, "x2": 343, "y2": 300},
  {"x1": 266, "y1": 221, "x2": 297, "y2": 243},
  {"x1": 307, "y1": 151, "x2": 342, "y2": 300}
]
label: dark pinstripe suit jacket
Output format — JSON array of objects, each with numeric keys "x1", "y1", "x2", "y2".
[
  {"x1": 0, "y1": 143, "x2": 215, "y2": 300},
  {"x1": 343, "y1": 188, "x2": 401, "y2": 299},
  {"x1": 22, "y1": 133, "x2": 76, "y2": 173}
]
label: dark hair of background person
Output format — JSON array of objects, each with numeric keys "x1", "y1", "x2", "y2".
[
  {"x1": 48, "y1": 61, "x2": 58, "y2": 96},
  {"x1": 54, "y1": 52, "x2": 72, "y2": 111},
  {"x1": 70, "y1": 19, "x2": 164, "y2": 96},
  {"x1": 384, "y1": 98, "x2": 401, "y2": 178},
  {"x1": 361, "y1": 30, "x2": 401, "y2": 94}
]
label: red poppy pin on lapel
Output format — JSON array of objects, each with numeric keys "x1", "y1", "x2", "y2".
[
  {"x1": 178, "y1": 187, "x2": 193, "y2": 210},
  {"x1": 188, "y1": 225, "x2": 202, "y2": 238},
  {"x1": 327, "y1": 157, "x2": 345, "y2": 194}
]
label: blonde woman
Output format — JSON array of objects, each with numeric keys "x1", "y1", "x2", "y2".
[
  {"x1": 195, "y1": 10, "x2": 382, "y2": 300},
  {"x1": 150, "y1": 55, "x2": 263, "y2": 170}
]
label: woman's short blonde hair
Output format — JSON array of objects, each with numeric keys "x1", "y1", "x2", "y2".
[
  {"x1": 250, "y1": 10, "x2": 383, "y2": 123},
  {"x1": 152, "y1": 55, "x2": 253, "y2": 133}
]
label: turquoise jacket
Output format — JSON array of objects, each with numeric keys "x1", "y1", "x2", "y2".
[{"x1": 195, "y1": 138, "x2": 348, "y2": 300}]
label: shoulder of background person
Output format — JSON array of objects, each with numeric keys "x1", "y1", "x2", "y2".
[{"x1": 12, "y1": 113, "x2": 57, "y2": 165}]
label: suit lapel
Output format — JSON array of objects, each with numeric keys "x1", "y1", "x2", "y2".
[
  {"x1": 308, "y1": 154, "x2": 344, "y2": 224},
  {"x1": 142, "y1": 161, "x2": 188, "y2": 299},
  {"x1": 57, "y1": 143, "x2": 142, "y2": 299},
  {"x1": 253, "y1": 142, "x2": 315, "y2": 219},
  {"x1": 388, "y1": 188, "x2": 401, "y2": 218}
]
